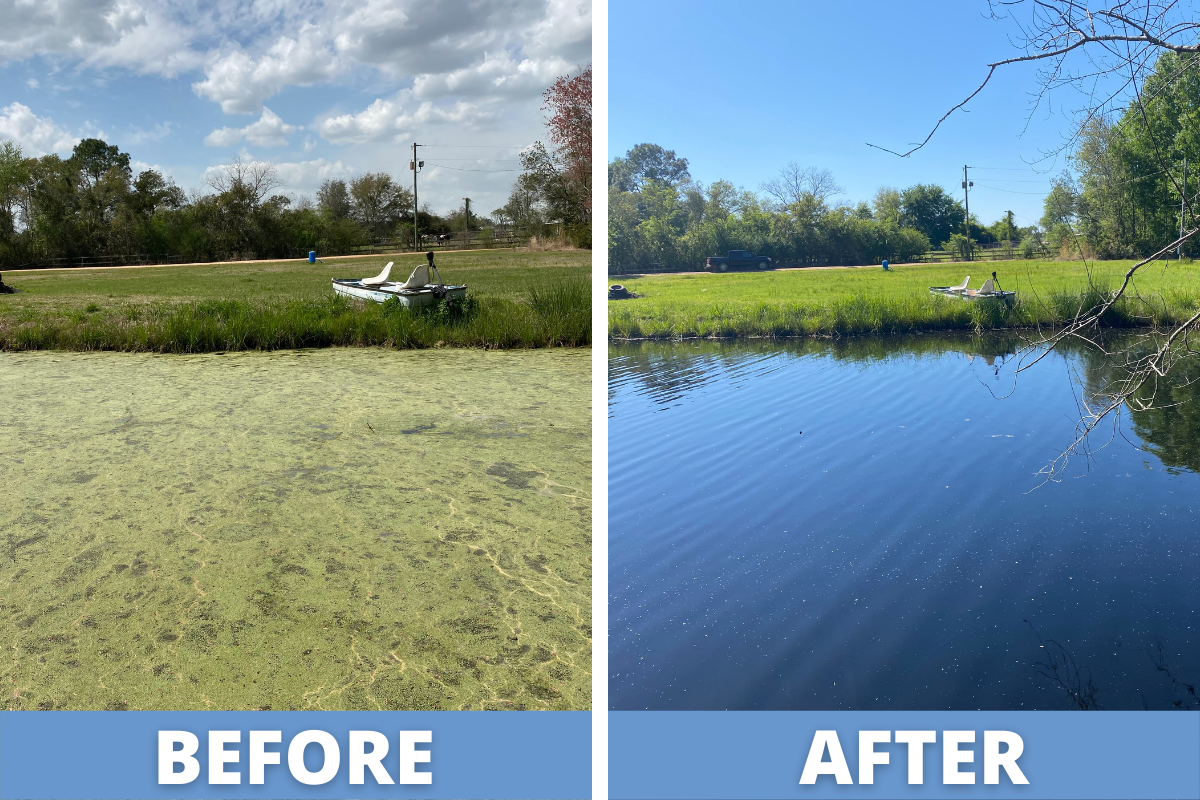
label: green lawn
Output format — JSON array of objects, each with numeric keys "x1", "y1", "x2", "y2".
[
  {"x1": 0, "y1": 250, "x2": 590, "y2": 351},
  {"x1": 4, "y1": 249, "x2": 586, "y2": 302},
  {"x1": 609, "y1": 259, "x2": 1200, "y2": 338}
]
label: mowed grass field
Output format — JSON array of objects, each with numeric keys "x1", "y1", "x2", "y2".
[
  {"x1": 609, "y1": 259, "x2": 1200, "y2": 338},
  {"x1": 0, "y1": 249, "x2": 590, "y2": 351}
]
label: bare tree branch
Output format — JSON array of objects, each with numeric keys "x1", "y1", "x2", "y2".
[{"x1": 866, "y1": 0, "x2": 1200, "y2": 158}]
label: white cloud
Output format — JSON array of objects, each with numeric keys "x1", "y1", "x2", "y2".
[
  {"x1": 272, "y1": 156, "x2": 354, "y2": 191},
  {"x1": 527, "y1": 0, "x2": 591, "y2": 62},
  {"x1": 0, "y1": 103, "x2": 79, "y2": 156},
  {"x1": 0, "y1": 0, "x2": 202, "y2": 77},
  {"x1": 318, "y1": 93, "x2": 492, "y2": 144},
  {"x1": 26, "y1": 78, "x2": 39, "y2": 89},
  {"x1": 202, "y1": 155, "x2": 353, "y2": 195},
  {"x1": 130, "y1": 158, "x2": 171, "y2": 178},
  {"x1": 126, "y1": 121, "x2": 174, "y2": 145},
  {"x1": 412, "y1": 53, "x2": 573, "y2": 100},
  {"x1": 86, "y1": 3, "x2": 204, "y2": 76},
  {"x1": 193, "y1": 24, "x2": 340, "y2": 114},
  {"x1": 331, "y1": 0, "x2": 540, "y2": 75},
  {"x1": 204, "y1": 108, "x2": 299, "y2": 147},
  {"x1": 0, "y1": 0, "x2": 590, "y2": 119}
]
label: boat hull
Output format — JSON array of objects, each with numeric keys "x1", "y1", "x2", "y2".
[
  {"x1": 332, "y1": 280, "x2": 467, "y2": 306},
  {"x1": 929, "y1": 287, "x2": 1015, "y2": 303}
]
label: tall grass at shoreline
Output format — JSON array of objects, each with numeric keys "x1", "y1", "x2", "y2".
[
  {"x1": 609, "y1": 260, "x2": 1200, "y2": 339},
  {"x1": 611, "y1": 288, "x2": 1200, "y2": 338},
  {"x1": 0, "y1": 250, "x2": 590, "y2": 352},
  {"x1": 1, "y1": 277, "x2": 590, "y2": 352}
]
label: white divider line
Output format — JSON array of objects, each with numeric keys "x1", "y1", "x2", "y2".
[{"x1": 591, "y1": 0, "x2": 610, "y2": 796}]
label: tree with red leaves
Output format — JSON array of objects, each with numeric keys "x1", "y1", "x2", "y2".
[
  {"x1": 495, "y1": 65, "x2": 592, "y2": 247},
  {"x1": 544, "y1": 65, "x2": 592, "y2": 212}
]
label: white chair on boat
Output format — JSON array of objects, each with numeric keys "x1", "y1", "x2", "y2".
[
  {"x1": 402, "y1": 263, "x2": 431, "y2": 289},
  {"x1": 966, "y1": 278, "x2": 995, "y2": 297},
  {"x1": 361, "y1": 262, "x2": 393, "y2": 286},
  {"x1": 948, "y1": 276, "x2": 970, "y2": 293}
]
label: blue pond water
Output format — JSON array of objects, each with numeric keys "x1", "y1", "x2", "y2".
[{"x1": 609, "y1": 337, "x2": 1200, "y2": 710}]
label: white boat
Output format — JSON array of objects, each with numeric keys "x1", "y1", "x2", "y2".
[
  {"x1": 332, "y1": 253, "x2": 467, "y2": 306},
  {"x1": 929, "y1": 275, "x2": 1014, "y2": 302}
]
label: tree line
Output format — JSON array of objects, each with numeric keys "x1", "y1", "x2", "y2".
[
  {"x1": 1040, "y1": 50, "x2": 1199, "y2": 260},
  {"x1": 0, "y1": 67, "x2": 592, "y2": 269},
  {"x1": 608, "y1": 145, "x2": 1049, "y2": 271}
]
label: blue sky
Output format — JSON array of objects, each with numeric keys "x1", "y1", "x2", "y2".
[
  {"x1": 610, "y1": 0, "x2": 1097, "y2": 228},
  {"x1": 0, "y1": 0, "x2": 590, "y2": 215}
]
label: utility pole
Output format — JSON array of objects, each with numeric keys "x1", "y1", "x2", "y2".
[
  {"x1": 463, "y1": 198, "x2": 471, "y2": 244},
  {"x1": 961, "y1": 165, "x2": 974, "y2": 261},
  {"x1": 1180, "y1": 157, "x2": 1188, "y2": 260},
  {"x1": 410, "y1": 143, "x2": 423, "y2": 251}
]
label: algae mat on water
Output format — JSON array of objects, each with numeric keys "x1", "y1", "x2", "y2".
[{"x1": 0, "y1": 348, "x2": 590, "y2": 710}]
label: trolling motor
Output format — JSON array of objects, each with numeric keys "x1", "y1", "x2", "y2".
[
  {"x1": 426, "y1": 251, "x2": 448, "y2": 298},
  {"x1": 991, "y1": 270, "x2": 1003, "y2": 291}
]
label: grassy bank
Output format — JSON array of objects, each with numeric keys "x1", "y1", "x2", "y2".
[
  {"x1": 609, "y1": 259, "x2": 1200, "y2": 338},
  {"x1": 1, "y1": 250, "x2": 589, "y2": 351}
]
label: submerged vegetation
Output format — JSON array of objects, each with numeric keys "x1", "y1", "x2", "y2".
[
  {"x1": 609, "y1": 259, "x2": 1200, "y2": 339},
  {"x1": 1, "y1": 348, "x2": 591, "y2": 710},
  {"x1": 0, "y1": 250, "x2": 589, "y2": 351}
]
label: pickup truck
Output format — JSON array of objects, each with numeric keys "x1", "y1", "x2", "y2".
[{"x1": 705, "y1": 250, "x2": 773, "y2": 272}]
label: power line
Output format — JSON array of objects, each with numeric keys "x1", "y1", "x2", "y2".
[
  {"x1": 976, "y1": 184, "x2": 1051, "y2": 195},
  {"x1": 421, "y1": 144, "x2": 532, "y2": 149},
  {"x1": 427, "y1": 163, "x2": 519, "y2": 172}
]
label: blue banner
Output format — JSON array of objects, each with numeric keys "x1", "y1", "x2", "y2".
[
  {"x1": 0, "y1": 711, "x2": 590, "y2": 799},
  {"x1": 609, "y1": 711, "x2": 1199, "y2": 799}
]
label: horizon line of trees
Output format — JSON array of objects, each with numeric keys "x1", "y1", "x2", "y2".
[
  {"x1": 609, "y1": 145, "x2": 1044, "y2": 271},
  {"x1": 0, "y1": 140, "x2": 540, "y2": 268}
]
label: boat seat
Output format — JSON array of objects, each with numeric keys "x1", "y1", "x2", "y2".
[
  {"x1": 949, "y1": 276, "x2": 970, "y2": 292},
  {"x1": 361, "y1": 262, "x2": 393, "y2": 286},
  {"x1": 402, "y1": 264, "x2": 431, "y2": 289},
  {"x1": 974, "y1": 278, "x2": 994, "y2": 294}
]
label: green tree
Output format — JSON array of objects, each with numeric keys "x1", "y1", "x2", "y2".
[
  {"x1": 0, "y1": 141, "x2": 28, "y2": 240},
  {"x1": 608, "y1": 144, "x2": 691, "y2": 192},
  {"x1": 349, "y1": 173, "x2": 410, "y2": 241},
  {"x1": 899, "y1": 184, "x2": 964, "y2": 247},
  {"x1": 872, "y1": 187, "x2": 902, "y2": 225},
  {"x1": 68, "y1": 138, "x2": 131, "y2": 188},
  {"x1": 317, "y1": 179, "x2": 352, "y2": 220}
]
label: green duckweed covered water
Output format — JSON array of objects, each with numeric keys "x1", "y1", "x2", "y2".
[{"x1": 1, "y1": 348, "x2": 590, "y2": 710}]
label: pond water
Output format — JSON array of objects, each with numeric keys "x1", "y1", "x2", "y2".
[
  {"x1": 2, "y1": 347, "x2": 590, "y2": 710},
  {"x1": 609, "y1": 336, "x2": 1200, "y2": 710}
]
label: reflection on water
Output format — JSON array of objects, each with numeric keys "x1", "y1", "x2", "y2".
[
  {"x1": 609, "y1": 336, "x2": 1200, "y2": 710},
  {"x1": 2, "y1": 348, "x2": 591, "y2": 710}
]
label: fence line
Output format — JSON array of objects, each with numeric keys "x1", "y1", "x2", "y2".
[
  {"x1": 11, "y1": 234, "x2": 537, "y2": 270},
  {"x1": 14, "y1": 254, "x2": 187, "y2": 271},
  {"x1": 348, "y1": 233, "x2": 532, "y2": 256}
]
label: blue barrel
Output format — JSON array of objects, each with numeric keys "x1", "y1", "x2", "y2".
[
  {"x1": 882, "y1": 259, "x2": 889, "y2": 271},
  {"x1": 308, "y1": 251, "x2": 316, "y2": 263}
]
